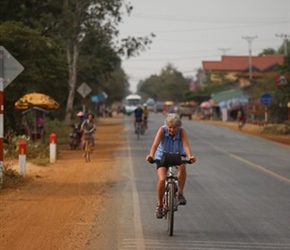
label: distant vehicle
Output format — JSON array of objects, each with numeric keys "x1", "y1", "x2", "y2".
[
  {"x1": 177, "y1": 105, "x2": 192, "y2": 120},
  {"x1": 176, "y1": 102, "x2": 197, "y2": 120},
  {"x1": 154, "y1": 101, "x2": 165, "y2": 113},
  {"x1": 124, "y1": 94, "x2": 142, "y2": 115},
  {"x1": 146, "y1": 98, "x2": 156, "y2": 111}
]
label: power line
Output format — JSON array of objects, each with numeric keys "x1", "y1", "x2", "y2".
[
  {"x1": 218, "y1": 48, "x2": 231, "y2": 55},
  {"x1": 275, "y1": 33, "x2": 290, "y2": 56},
  {"x1": 242, "y1": 35, "x2": 258, "y2": 84}
]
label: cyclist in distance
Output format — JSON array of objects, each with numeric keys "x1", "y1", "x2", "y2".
[
  {"x1": 133, "y1": 105, "x2": 144, "y2": 133},
  {"x1": 81, "y1": 113, "x2": 96, "y2": 155},
  {"x1": 146, "y1": 113, "x2": 196, "y2": 219},
  {"x1": 143, "y1": 103, "x2": 149, "y2": 129}
]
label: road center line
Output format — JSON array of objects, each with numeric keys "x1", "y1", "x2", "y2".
[
  {"x1": 127, "y1": 139, "x2": 145, "y2": 250},
  {"x1": 230, "y1": 153, "x2": 290, "y2": 183}
]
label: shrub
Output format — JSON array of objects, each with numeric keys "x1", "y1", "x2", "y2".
[{"x1": 2, "y1": 163, "x2": 28, "y2": 189}]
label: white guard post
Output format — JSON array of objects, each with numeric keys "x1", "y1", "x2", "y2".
[
  {"x1": 18, "y1": 140, "x2": 26, "y2": 176},
  {"x1": 49, "y1": 133, "x2": 56, "y2": 163}
]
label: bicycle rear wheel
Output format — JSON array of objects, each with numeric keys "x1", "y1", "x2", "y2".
[
  {"x1": 167, "y1": 182, "x2": 175, "y2": 236},
  {"x1": 136, "y1": 123, "x2": 141, "y2": 140}
]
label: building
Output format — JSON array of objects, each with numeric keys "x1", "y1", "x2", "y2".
[{"x1": 202, "y1": 55, "x2": 284, "y2": 88}]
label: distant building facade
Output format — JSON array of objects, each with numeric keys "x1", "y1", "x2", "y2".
[{"x1": 202, "y1": 55, "x2": 284, "y2": 88}]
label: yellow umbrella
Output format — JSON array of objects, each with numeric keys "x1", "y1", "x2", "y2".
[{"x1": 15, "y1": 92, "x2": 59, "y2": 110}]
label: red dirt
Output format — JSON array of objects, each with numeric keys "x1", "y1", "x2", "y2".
[{"x1": 0, "y1": 117, "x2": 123, "y2": 250}]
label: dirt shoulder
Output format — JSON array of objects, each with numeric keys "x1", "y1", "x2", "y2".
[
  {"x1": 0, "y1": 117, "x2": 124, "y2": 250},
  {"x1": 197, "y1": 119, "x2": 290, "y2": 146}
]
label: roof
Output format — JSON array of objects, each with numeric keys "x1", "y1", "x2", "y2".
[
  {"x1": 211, "y1": 89, "x2": 246, "y2": 103},
  {"x1": 202, "y1": 55, "x2": 283, "y2": 72}
]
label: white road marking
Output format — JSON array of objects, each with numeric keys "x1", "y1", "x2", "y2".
[{"x1": 127, "y1": 139, "x2": 146, "y2": 250}]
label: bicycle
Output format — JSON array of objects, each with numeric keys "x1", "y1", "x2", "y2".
[
  {"x1": 84, "y1": 138, "x2": 91, "y2": 162},
  {"x1": 149, "y1": 154, "x2": 192, "y2": 236},
  {"x1": 136, "y1": 120, "x2": 143, "y2": 140},
  {"x1": 83, "y1": 133, "x2": 94, "y2": 162}
]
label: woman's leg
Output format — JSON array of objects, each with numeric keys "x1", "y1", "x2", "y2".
[
  {"x1": 156, "y1": 167, "x2": 167, "y2": 206},
  {"x1": 177, "y1": 164, "x2": 187, "y2": 195}
]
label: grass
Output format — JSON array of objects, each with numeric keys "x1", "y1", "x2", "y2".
[{"x1": 1, "y1": 163, "x2": 30, "y2": 190}]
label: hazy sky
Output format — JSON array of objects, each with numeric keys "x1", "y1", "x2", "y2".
[{"x1": 118, "y1": 0, "x2": 290, "y2": 92}]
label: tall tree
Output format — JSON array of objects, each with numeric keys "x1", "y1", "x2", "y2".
[{"x1": 59, "y1": 0, "x2": 154, "y2": 121}]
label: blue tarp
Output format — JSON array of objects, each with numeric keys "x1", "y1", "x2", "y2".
[{"x1": 91, "y1": 92, "x2": 108, "y2": 103}]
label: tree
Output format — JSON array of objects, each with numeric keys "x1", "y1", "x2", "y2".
[
  {"x1": 138, "y1": 64, "x2": 190, "y2": 102},
  {"x1": 0, "y1": 21, "x2": 67, "y2": 130},
  {"x1": 258, "y1": 48, "x2": 277, "y2": 56},
  {"x1": 0, "y1": 0, "x2": 154, "y2": 122}
]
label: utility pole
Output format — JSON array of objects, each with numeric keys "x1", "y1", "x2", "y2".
[
  {"x1": 218, "y1": 48, "x2": 231, "y2": 55},
  {"x1": 242, "y1": 36, "x2": 258, "y2": 85},
  {"x1": 276, "y1": 33, "x2": 290, "y2": 56}
]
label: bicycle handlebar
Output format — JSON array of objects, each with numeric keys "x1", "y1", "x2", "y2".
[{"x1": 147, "y1": 158, "x2": 193, "y2": 165}]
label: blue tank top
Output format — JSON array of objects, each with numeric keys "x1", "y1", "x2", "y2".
[{"x1": 154, "y1": 125, "x2": 187, "y2": 160}]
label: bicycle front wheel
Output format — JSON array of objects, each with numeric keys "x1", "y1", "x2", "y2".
[
  {"x1": 85, "y1": 141, "x2": 90, "y2": 162},
  {"x1": 167, "y1": 182, "x2": 175, "y2": 236}
]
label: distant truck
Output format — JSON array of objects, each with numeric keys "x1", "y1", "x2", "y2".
[{"x1": 177, "y1": 105, "x2": 193, "y2": 120}]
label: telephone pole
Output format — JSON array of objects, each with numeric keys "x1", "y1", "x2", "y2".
[
  {"x1": 276, "y1": 33, "x2": 290, "y2": 56},
  {"x1": 218, "y1": 48, "x2": 231, "y2": 55},
  {"x1": 242, "y1": 35, "x2": 258, "y2": 84}
]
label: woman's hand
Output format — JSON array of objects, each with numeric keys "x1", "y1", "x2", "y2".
[
  {"x1": 146, "y1": 155, "x2": 153, "y2": 162},
  {"x1": 189, "y1": 156, "x2": 196, "y2": 163}
]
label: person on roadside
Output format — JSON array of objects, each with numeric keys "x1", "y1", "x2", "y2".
[
  {"x1": 76, "y1": 111, "x2": 86, "y2": 144},
  {"x1": 146, "y1": 113, "x2": 196, "y2": 219},
  {"x1": 80, "y1": 113, "x2": 96, "y2": 155},
  {"x1": 237, "y1": 106, "x2": 246, "y2": 128},
  {"x1": 76, "y1": 111, "x2": 86, "y2": 128}
]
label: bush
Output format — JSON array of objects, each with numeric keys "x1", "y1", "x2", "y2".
[
  {"x1": 2, "y1": 163, "x2": 28, "y2": 189},
  {"x1": 263, "y1": 124, "x2": 290, "y2": 135},
  {"x1": 4, "y1": 119, "x2": 70, "y2": 165}
]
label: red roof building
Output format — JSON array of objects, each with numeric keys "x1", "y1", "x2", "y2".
[{"x1": 202, "y1": 55, "x2": 284, "y2": 88}]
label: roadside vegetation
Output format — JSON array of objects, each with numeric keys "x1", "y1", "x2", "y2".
[{"x1": 2, "y1": 119, "x2": 71, "y2": 190}]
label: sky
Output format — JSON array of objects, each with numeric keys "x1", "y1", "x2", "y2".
[{"x1": 118, "y1": 0, "x2": 290, "y2": 93}]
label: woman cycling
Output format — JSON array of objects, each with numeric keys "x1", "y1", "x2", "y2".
[{"x1": 81, "y1": 113, "x2": 96, "y2": 155}]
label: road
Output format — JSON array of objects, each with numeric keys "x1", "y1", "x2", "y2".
[{"x1": 86, "y1": 113, "x2": 290, "y2": 250}]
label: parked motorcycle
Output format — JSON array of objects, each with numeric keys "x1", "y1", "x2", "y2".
[{"x1": 69, "y1": 123, "x2": 81, "y2": 150}]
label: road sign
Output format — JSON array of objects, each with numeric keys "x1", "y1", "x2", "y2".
[
  {"x1": 0, "y1": 46, "x2": 24, "y2": 189},
  {"x1": 260, "y1": 93, "x2": 272, "y2": 106},
  {"x1": 0, "y1": 46, "x2": 24, "y2": 88},
  {"x1": 77, "y1": 82, "x2": 92, "y2": 98}
]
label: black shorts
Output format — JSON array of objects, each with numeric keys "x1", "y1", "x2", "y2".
[{"x1": 155, "y1": 160, "x2": 176, "y2": 170}]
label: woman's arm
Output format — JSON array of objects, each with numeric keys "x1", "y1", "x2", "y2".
[
  {"x1": 146, "y1": 127, "x2": 164, "y2": 160},
  {"x1": 181, "y1": 128, "x2": 196, "y2": 162}
]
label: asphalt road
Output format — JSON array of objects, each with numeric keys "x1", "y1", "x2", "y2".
[{"x1": 87, "y1": 113, "x2": 290, "y2": 250}]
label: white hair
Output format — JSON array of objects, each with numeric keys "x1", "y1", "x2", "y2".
[{"x1": 164, "y1": 113, "x2": 182, "y2": 127}]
